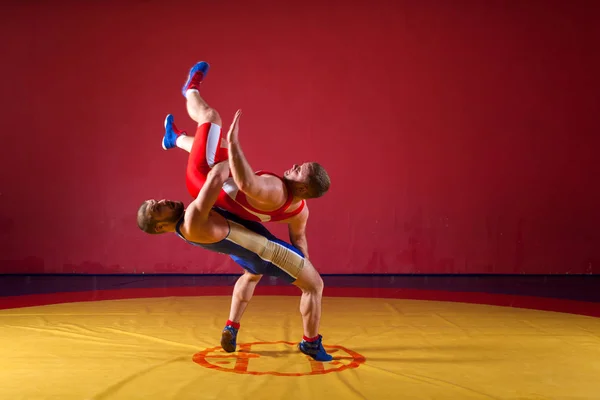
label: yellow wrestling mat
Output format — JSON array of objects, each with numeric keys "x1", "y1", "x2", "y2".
[{"x1": 1, "y1": 296, "x2": 600, "y2": 399}]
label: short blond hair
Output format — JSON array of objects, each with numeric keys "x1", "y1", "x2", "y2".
[
  {"x1": 136, "y1": 202, "x2": 160, "y2": 234},
  {"x1": 306, "y1": 162, "x2": 330, "y2": 198}
]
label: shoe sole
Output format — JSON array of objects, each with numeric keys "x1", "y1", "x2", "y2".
[
  {"x1": 221, "y1": 330, "x2": 236, "y2": 353},
  {"x1": 162, "y1": 114, "x2": 174, "y2": 150},
  {"x1": 181, "y1": 62, "x2": 209, "y2": 97}
]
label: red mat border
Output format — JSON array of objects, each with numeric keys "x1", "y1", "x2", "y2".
[{"x1": 0, "y1": 286, "x2": 599, "y2": 317}]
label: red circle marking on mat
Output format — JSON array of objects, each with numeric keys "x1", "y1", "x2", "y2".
[{"x1": 193, "y1": 341, "x2": 366, "y2": 376}]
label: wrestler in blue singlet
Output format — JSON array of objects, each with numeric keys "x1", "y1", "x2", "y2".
[{"x1": 175, "y1": 207, "x2": 305, "y2": 283}]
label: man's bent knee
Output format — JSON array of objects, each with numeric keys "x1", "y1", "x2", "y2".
[
  {"x1": 293, "y1": 261, "x2": 324, "y2": 293},
  {"x1": 194, "y1": 108, "x2": 221, "y2": 127},
  {"x1": 313, "y1": 275, "x2": 324, "y2": 293}
]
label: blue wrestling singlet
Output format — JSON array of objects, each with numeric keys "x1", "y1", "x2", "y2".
[{"x1": 174, "y1": 208, "x2": 305, "y2": 282}]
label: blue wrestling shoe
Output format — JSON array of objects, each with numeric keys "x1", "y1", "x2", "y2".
[
  {"x1": 298, "y1": 335, "x2": 333, "y2": 362},
  {"x1": 181, "y1": 61, "x2": 210, "y2": 97},
  {"x1": 162, "y1": 114, "x2": 186, "y2": 150},
  {"x1": 221, "y1": 325, "x2": 238, "y2": 353}
]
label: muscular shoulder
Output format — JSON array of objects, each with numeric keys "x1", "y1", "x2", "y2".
[
  {"x1": 180, "y1": 208, "x2": 224, "y2": 242},
  {"x1": 257, "y1": 173, "x2": 286, "y2": 189},
  {"x1": 247, "y1": 174, "x2": 288, "y2": 205}
]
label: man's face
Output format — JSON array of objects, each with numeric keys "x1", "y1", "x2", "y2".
[
  {"x1": 283, "y1": 163, "x2": 311, "y2": 183},
  {"x1": 144, "y1": 199, "x2": 185, "y2": 230}
]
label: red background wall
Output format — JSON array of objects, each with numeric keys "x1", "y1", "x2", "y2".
[{"x1": 1, "y1": 0, "x2": 598, "y2": 274}]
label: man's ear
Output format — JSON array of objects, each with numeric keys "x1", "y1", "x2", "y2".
[{"x1": 154, "y1": 222, "x2": 167, "y2": 233}]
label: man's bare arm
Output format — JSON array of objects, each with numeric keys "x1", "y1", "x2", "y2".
[{"x1": 185, "y1": 161, "x2": 230, "y2": 225}]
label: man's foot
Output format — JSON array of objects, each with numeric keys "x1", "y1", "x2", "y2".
[
  {"x1": 221, "y1": 325, "x2": 238, "y2": 353},
  {"x1": 298, "y1": 335, "x2": 333, "y2": 362},
  {"x1": 162, "y1": 114, "x2": 186, "y2": 150},
  {"x1": 182, "y1": 61, "x2": 210, "y2": 97}
]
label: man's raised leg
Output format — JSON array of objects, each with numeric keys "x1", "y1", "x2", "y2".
[
  {"x1": 162, "y1": 61, "x2": 222, "y2": 151},
  {"x1": 162, "y1": 62, "x2": 230, "y2": 199}
]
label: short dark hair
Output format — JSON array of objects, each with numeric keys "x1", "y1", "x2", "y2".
[
  {"x1": 137, "y1": 201, "x2": 160, "y2": 234},
  {"x1": 306, "y1": 162, "x2": 331, "y2": 198}
]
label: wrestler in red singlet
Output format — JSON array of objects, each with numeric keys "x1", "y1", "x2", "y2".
[{"x1": 177, "y1": 120, "x2": 305, "y2": 223}]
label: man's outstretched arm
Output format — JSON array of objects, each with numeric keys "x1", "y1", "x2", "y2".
[{"x1": 227, "y1": 110, "x2": 287, "y2": 205}]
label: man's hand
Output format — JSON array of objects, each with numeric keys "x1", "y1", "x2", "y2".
[{"x1": 227, "y1": 109, "x2": 242, "y2": 144}]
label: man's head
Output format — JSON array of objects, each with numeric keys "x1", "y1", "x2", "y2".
[
  {"x1": 137, "y1": 199, "x2": 185, "y2": 234},
  {"x1": 283, "y1": 162, "x2": 331, "y2": 199}
]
